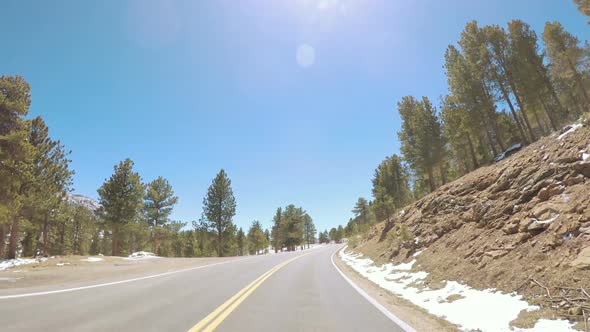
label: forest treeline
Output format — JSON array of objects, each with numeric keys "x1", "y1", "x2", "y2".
[
  {"x1": 0, "y1": 82, "x2": 318, "y2": 258},
  {"x1": 343, "y1": 18, "x2": 590, "y2": 238}
]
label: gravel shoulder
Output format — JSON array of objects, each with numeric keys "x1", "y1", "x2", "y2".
[{"x1": 333, "y1": 248, "x2": 459, "y2": 332}]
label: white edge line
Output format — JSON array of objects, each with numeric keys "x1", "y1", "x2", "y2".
[
  {"x1": 0, "y1": 257, "x2": 251, "y2": 300},
  {"x1": 331, "y1": 245, "x2": 416, "y2": 332}
]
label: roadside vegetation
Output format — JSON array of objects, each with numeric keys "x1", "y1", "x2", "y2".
[
  {"x1": 0, "y1": 84, "x2": 318, "y2": 259},
  {"x1": 342, "y1": 17, "x2": 590, "y2": 240}
]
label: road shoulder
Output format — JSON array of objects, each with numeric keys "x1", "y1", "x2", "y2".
[{"x1": 333, "y1": 247, "x2": 459, "y2": 332}]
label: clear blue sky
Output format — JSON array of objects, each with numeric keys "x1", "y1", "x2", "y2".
[{"x1": 1, "y1": 0, "x2": 587, "y2": 232}]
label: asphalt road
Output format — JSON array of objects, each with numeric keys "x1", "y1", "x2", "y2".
[{"x1": 0, "y1": 245, "x2": 406, "y2": 332}]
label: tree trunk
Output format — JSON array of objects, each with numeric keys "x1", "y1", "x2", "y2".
[
  {"x1": 484, "y1": 126, "x2": 498, "y2": 157},
  {"x1": 438, "y1": 164, "x2": 447, "y2": 185},
  {"x1": 507, "y1": 81, "x2": 536, "y2": 142},
  {"x1": 111, "y1": 225, "x2": 119, "y2": 256},
  {"x1": 42, "y1": 216, "x2": 49, "y2": 256},
  {"x1": 565, "y1": 56, "x2": 590, "y2": 105},
  {"x1": 568, "y1": 90, "x2": 583, "y2": 116},
  {"x1": 466, "y1": 134, "x2": 479, "y2": 170},
  {"x1": 494, "y1": 74, "x2": 529, "y2": 144},
  {"x1": 7, "y1": 218, "x2": 20, "y2": 259},
  {"x1": 21, "y1": 231, "x2": 34, "y2": 257},
  {"x1": 427, "y1": 167, "x2": 436, "y2": 192},
  {"x1": 154, "y1": 237, "x2": 159, "y2": 256},
  {"x1": 531, "y1": 108, "x2": 546, "y2": 135},
  {"x1": 0, "y1": 224, "x2": 5, "y2": 258},
  {"x1": 481, "y1": 84, "x2": 506, "y2": 151},
  {"x1": 217, "y1": 231, "x2": 223, "y2": 257},
  {"x1": 537, "y1": 94, "x2": 558, "y2": 131},
  {"x1": 538, "y1": 67, "x2": 566, "y2": 116}
]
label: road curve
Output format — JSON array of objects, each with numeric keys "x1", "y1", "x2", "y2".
[{"x1": 0, "y1": 245, "x2": 407, "y2": 331}]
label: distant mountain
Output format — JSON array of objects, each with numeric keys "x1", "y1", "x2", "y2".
[{"x1": 68, "y1": 194, "x2": 101, "y2": 212}]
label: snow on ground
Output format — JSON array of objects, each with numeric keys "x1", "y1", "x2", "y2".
[
  {"x1": 124, "y1": 251, "x2": 159, "y2": 260},
  {"x1": 340, "y1": 248, "x2": 578, "y2": 332},
  {"x1": 532, "y1": 214, "x2": 560, "y2": 225},
  {"x1": 557, "y1": 123, "x2": 583, "y2": 140},
  {"x1": 583, "y1": 153, "x2": 589, "y2": 161},
  {"x1": 80, "y1": 257, "x2": 104, "y2": 262},
  {"x1": 0, "y1": 258, "x2": 45, "y2": 271}
]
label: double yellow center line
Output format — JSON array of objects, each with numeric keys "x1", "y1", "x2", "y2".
[{"x1": 187, "y1": 252, "x2": 313, "y2": 332}]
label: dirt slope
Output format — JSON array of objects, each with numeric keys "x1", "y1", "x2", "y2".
[{"x1": 354, "y1": 120, "x2": 590, "y2": 324}]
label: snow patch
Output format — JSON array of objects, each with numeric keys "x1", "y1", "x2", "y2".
[
  {"x1": 583, "y1": 153, "x2": 589, "y2": 161},
  {"x1": 125, "y1": 251, "x2": 159, "y2": 260},
  {"x1": 0, "y1": 277, "x2": 22, "y2": 282},
  {"x1": 557, "y1": 123, "x2": 582, "y2": 140},
  {"x1": 0, "y1": 258, "x2": 45, "y2": 271},
  {"x1": 80, "y1": 257, "x2": 103, "y2": 262},
  {"x1": 340, "y1": 249, "x2": 577, "y2": 332},
  {"x1": 532, "y1": 214, "x2": 560, "y2": 225}
]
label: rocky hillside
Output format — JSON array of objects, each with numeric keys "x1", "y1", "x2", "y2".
[
  {"x1": 68, "y1": 194, "x2": 101, "y2": 212},
  {"x1": 354, "y1": 120, "x2": 590, "y2": 325}
]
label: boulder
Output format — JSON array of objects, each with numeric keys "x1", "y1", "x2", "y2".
[
  {"x1": 570, "y1": 247, "x2": 590, "y2": 270},
  {"x1": 527, "y1": 220, "x2": 550, "y2": 233},
  {"x1": 579, "y1": 225, "x2": 590, "y2": 235},
  {"x1": 564, "y1": 174, "x2": 585, "y2": 186},
  {"x1": 537, "y1": 184, "x2": 564, "y2": 201},
  {"x1": 518, "y1": 219, "x2": 533, "y2": 232},
  {"x1": 502, "y1": 221, "x2": 519, "y2": 235},
  {"x1": 573, "y1": 161, "x2": 590, "y2": 177}
]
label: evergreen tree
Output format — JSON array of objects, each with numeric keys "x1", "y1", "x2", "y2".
[
  {"x1": 371, "y1": 155, "x2": 411, "y2": 222},
  {"x1": 23, "y1": 117, "x2": 74, "y2": 256},
  {"x1": 574, "y1": 0, "x2": 590, "y2": 23},
  {"x1": 351, "y1": 197, "x2": 369, "y2": 225},
  {"x1": 144, "y1": 176, "x2": 178, "y2": 254},
  {"x1": 397, "y1": 96, "x2": 447, "y2": 192},
  {"x1": 97, "y1": 159, "x2": 144, "y2": 256},
  {"x1": 508, "y1": 20, "x2": 565, "y2": 130},
  {"x1": 543, "y1": 21, "x2": 589, "y2": 108},
  {"x1": 201, "y1": 169, "x2": 236, "y2": 257},
  {"x1": 0, "y1": 76, "x2": 35, "y2": 259},
  {"x1": 247, "y1": 220, "x2": 265, "y2": 255},
  {"x1": 302, "y1": 214, "x2": 316, "y2": 248},
  {"x1": 281, "y1": 204, "x2": 305, "y2": 251},
  {"x1": 236, "y1": 227, "x2": 246, "y2": 256},
  {"x1": 271, "y1": 207, "x2": 283, "y2": 253},
  {"x1": 319, "y1": 230, "x2": 329, "y2": 244}
]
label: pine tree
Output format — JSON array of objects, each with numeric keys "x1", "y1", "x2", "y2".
[
  {"x1": 144, "y1": 176, "x2": 178, "y2": 254},
  {"x1": 236, "y1": 227, "x2": 246, "y2": 256},
  {"x1": 574, "y1": 0, "x2": 590, "y2": 23},
  {"x1": 247, "y1": 220, "x2": 265, "y2": 255},
  {"x1": 302, "y1": 214, "x2": 316, "y2": 248},
  {"x1": 21, "y1": 117, "x2": 74, "y2": 256},
  {"x1": 0, "y1": 76, "x2": 35, "y2": 259},
  {"x1": 508, "y1": 20, "x2": 565, "y2": 130},
  {"x1": 282, "y1": 205, "x2": 305, "y2": 251},
  {"x1": 371, "y1": 155, "x2": 411, "y2": 222},
  {"x1": 319, "y1": 230, "x2": 329, "y2": 244},
  {"x1": 441, "y1": 95, "x2": 479, "y2": 175},
  {"x1": 480, "y1": 23, "x2": 534, "y2": 142},
  {"x1": 97, "y1": 159, "x2": 144, "y2": 256},
  {"x1": 397, "y1": 96, "x2": 447, "y2": 192},
  {"x1": 271, "y1": 207, "x2": 283, "y2": 253},
  {"x1": 351, "y1": 197, "x2": 369, "y2": 225},
  {"x1": 201, "y1": 169, "x2": 236, "y2": 257},
  {"x1": 543, "y1": 21, "x2": 589, "y2": 109}
]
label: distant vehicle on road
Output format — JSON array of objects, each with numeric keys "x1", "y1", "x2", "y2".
[{"x1": 494, "y1": 143, "x2": 524, "y2": 162}]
